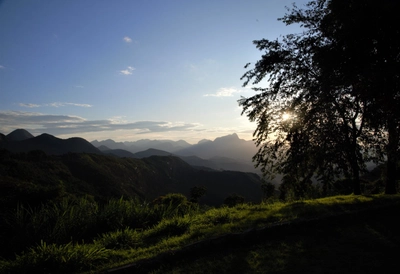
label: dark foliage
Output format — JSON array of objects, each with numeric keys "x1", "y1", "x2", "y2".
[
  {"x1": 261, "y1": 181, "x2": 275, "y2": 200},
  {"x1": 189, "y1": 185, "x2": 207, "y2": 203},
  {"x1": 223, "y1": 193, "x2": 245, "y2": 207},
  {"x1": 0, "y1": 150, "x2": 263, "y2": 210},
  {"x1": 239, "y1": 0, "x2": 399, "y2": 197}
]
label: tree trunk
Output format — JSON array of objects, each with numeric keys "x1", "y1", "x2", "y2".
[
  {"x1": 352, "y1": 164, "x2": 361, "y2": 195},
  {"x1": 350, "y1": 156, "x2": 361, "y2": 195},
  {"x1": 385, "y1": 119, "x2": 398, "y2": 194},
  {"x1": 348, "y1": 131, "x2": 361, "y2": 195}
]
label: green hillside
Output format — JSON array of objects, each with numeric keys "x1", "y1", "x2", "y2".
[
  {"x1": 1, "y1": 149, "x2": 398, "y2": 273},
  {"x1": 149, "y1": 198, "x2": 400, "y2": 274},
  {"x1": 0, "y1": 150, "x2": 262, "y2": 208},
  {"x1": 1, "y1": 194, "x2": 399, "y2": 273}
]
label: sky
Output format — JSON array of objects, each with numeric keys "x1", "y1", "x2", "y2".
[{"x1": 0, "y1": 0, "x2": 308, "y2": 144}]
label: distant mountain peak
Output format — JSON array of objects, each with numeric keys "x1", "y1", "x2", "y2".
[
  {"x1": 6, "y1": 129, "x2": 34, "y2": 141},
  {"x1": 198, "y1": 139, "x2": 212, "y2": 144},
  {"x1": 37, "y1": 133, "x2": 57, "y2": 140},
  {"x1": 214, "y1": 133, "x2": 240, "y2": 142}
]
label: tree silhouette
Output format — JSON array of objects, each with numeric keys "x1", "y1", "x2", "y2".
[
  {"x1": 239, "y1": 0, "x2": 398, "y2": 195},
  {"x1": 189, "y1": 186, "x2": 207, "y2": 203},
  {"x1": 261, "y1": 181, "x2": 275, "y2": 200},
  {"x1": 317, "y1": 0, "x2": 400, "y2": 194},
  {"x1": 223, "y1": 193, "x2": 245, "y2": 207}
]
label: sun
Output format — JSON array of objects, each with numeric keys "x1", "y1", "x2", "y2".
[{"x1": 282, "y1": 112, "x2": 292, "y2": 121}]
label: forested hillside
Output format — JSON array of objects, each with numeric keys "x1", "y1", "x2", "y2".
[{"x1": 0, "y1": 150, "x2": 262, "y2": 208}]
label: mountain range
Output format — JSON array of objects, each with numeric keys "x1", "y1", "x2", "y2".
[
  {"x1": 0, "y1": 129, "x2": 264, "y2": 206},
  {"x1": 0, "y1": 129, "x2": 101, "y2": 155},
  {"x1": 0, "y1": 129, "x2": 260, "y2": 174},
  {"x1": 93, "y1": 133, "x2": 260, "y2": 173}
]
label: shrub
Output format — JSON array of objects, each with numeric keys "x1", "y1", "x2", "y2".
[
  {"x1": 95, "y1": 228, "x2": 142, "y2": 250},
  {"x1": 151, "y1": 193, "x2": 195, "y2": 219},
  {"x1": 261, "y1": 182, "x2": 276, "y2": 201},
  {"x1": 151, "y1": 193, "x2": 188, "y2": 207},
  {"x1": 223, "y1": 194, "x2": 245, "y2": 207},
  {"x1": 204, "y1": 208, "x2": 232, "y2": 225},
  {"x1": 190, "y1": 186, "x2": 207, "y2": 203}
]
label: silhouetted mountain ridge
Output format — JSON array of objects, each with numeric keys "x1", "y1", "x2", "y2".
[
  {"x1": 89, "y1": 132, "x2": 259, "y2": 173},
  {"x1": 6, "y1": 129, "x2": 34, "y2": 141},
  {"x1": 132, "y1": 148, "x2": 173, "y2": 158},
  {"x1": 0, "y1": 131, "x2": 101, "y2": 155},
  {"x1": 173, "y1": 133, "x2": 257, "y2": 164},
  {"x1": 0, "y1": 129, "x2": 259, "y2": 173}
]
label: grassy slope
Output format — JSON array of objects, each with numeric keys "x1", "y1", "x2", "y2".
[
  {"x1": 1, "y1": 194, "x2": 399, "y2": 273},
  {"x1": 150, "y1": 205, "x2": 400, "y2": 274},
  {"x1": 103, "y1": 195, "x2": 400, "y2": 274}
]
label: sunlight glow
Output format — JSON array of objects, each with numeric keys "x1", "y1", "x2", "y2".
[{"x1": 282, "y1": 113, "x2": 292, "y2": 121}]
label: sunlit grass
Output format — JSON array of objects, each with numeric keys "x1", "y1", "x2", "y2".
[
  {"x1": 149, "y1": 195, "x2": 400, "y2": 274},
  {"x1": 1, "y1": 194, "x2": 399, "y2": 273}
]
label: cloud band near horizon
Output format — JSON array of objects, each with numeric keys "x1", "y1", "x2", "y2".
[
  {"x1": 0, "y1": 111, "x2": 200, "y2": 137},
  {"x1": 19, "y1": 102, "x2": 93, "y2": 108}
]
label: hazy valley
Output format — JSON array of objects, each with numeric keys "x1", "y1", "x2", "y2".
[{"x1": 0, "y1": 129, "x2": 263, "y2": 207}]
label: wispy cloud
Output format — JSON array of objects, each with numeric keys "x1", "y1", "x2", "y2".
[
  {"x1": 74, "y1": 85, "x2": 84, "y2": 88},
  {"x1": 120, "y1": 66, "x2": 135, "y2": 75},
  {"x1": 123, "y1": 36, "x2": 132, "y2": 43},
  {"x1": 204, "y1": 87, "x2": 240, "y2": 97},
  {"x1": 69, "y1": 103, "x2": 92, "y2": 108},
  {"x1": 120, "y1": 70, "x2": 132, "y2": 75},
  {"x1": 0, "y1": 65, "x2": 5, "y2": 69},
  {"x1": 19, "y1": 102, "x2": 93, "y2": 108},
  {"x1": 19, "y1": 103, "x2": 40, "y2": 108},
  {"x1": 47, "y1": 102, "x2": 92, "y2": 108},
  {"x1": 0, "y1": 111, "x2": 199, "y2": 136}
]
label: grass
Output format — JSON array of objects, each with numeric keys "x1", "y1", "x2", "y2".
[
  {"x1": 150, "y1": 202, "x2": 400, "y2": 274},
  {"x1": 1, "y1": 194, "x2": 399, "y2": 273}
]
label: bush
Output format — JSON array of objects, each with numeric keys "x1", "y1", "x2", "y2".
[
  {"x1": 223, "y1": 194, "x2": 245, "y2": 207},
  {"x1": 190, "y1": 186, "x2": 207, "y2": 203},
  {"x1": 204, "y1": 208, "x2": 232, "y2": 225},
  {"x1": 95, "y1": 228, "x2": 142, "y2": 250},
  {"x1": 261, "y1": 182, "x2": 276, "y2": 200},
  {"x1": 151, "y1": 193, "x2": 188, "y2": 207},
  {"x1": 151, "y1": 193, "x2": 195, "y2": 219}
]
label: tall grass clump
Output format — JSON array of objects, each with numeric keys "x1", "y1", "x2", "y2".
[
  {"x1": 151, "y1": 193, "x2": 198, "y2": 217},
  {"x1": 4, "y1": 240, "x2": 110, "y2": 274},
  {"x1": 203, "y1": 207, "x2": 233, "y2": 225},
  {"x1": 96, "y1": 197, "x2": 145, "y2": 232},
  {"x1": 0, "y1": 197, "x2": 100, "y2": 258},
  {"x1": 95, "y1": 227, "x2": 143, "y2": 249},
  {"x1": 143, "y1": 215, "x2": 192, "y2": 244},
  {"x1": 46, "y1": 197, "x2": 99, "y2": 243},
  {"x1": 0, "y1": 194, "x2": 200, "y2": 259},
  {"x1": 1, "y1": 203, "x2": 36, "y2": 257}
]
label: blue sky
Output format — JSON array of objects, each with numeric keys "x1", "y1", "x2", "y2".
[{"x1": 0, "y1": 0, "x2": 308, "y2": 143}]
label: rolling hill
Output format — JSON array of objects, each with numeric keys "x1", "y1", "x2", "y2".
[
  {"x1": 0, "y1": 129, "x2": 264, "y2": 206},
  {"x1": 0, "y1": 131, "x2": 101, "y2": 155},
  {"x1": 0, "y1": 151, "x2": 262, "y2": 207},
  {"x1": 4, "y1": 128, "x2": 34, "y2": 141},
  {"x1": 91, "y1": 133, "x2": 260, "y2": 174},
  {"x1": 173, "y1": 133, "x2": 257, "y2": 161}
]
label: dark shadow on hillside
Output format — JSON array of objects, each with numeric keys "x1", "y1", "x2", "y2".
[{"x1": 111, "y1": 203, "x2": 400, "y2": 274}]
